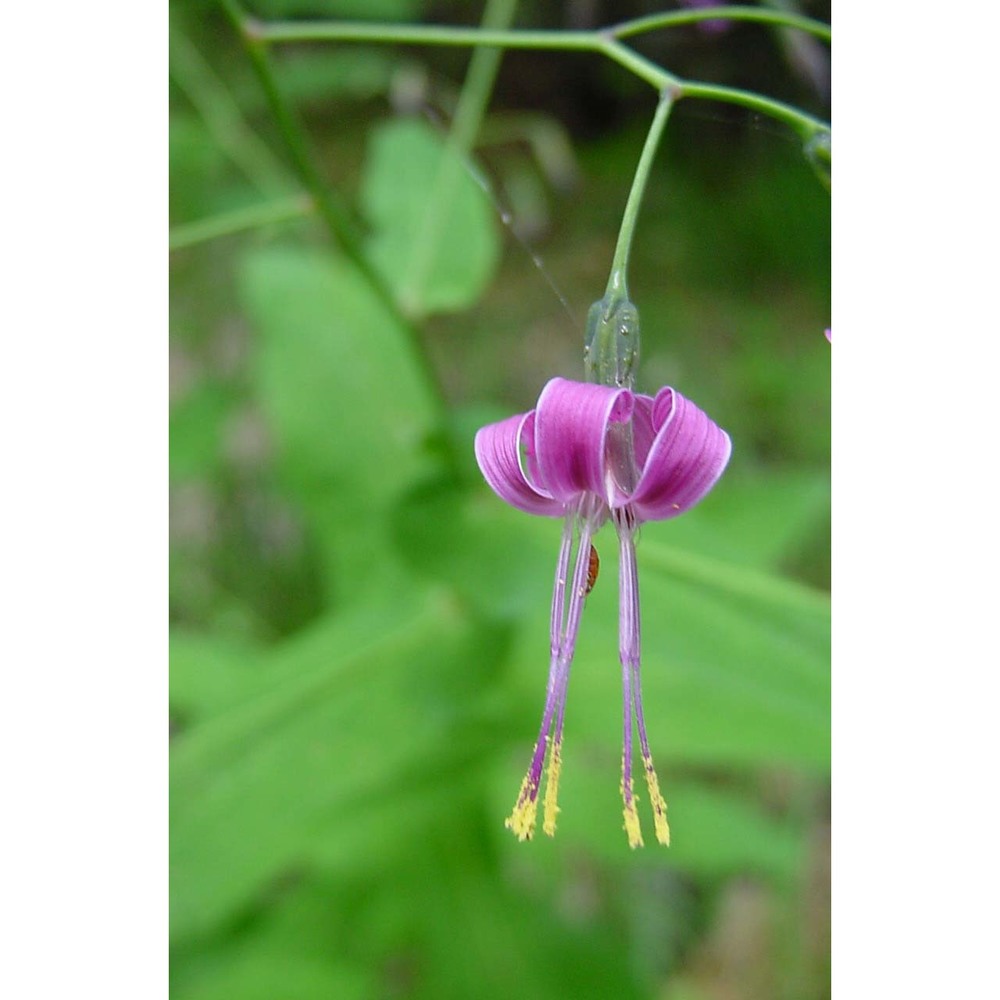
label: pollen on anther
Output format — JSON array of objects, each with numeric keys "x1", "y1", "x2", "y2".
[
  {"x1": 542, "y1": 738, "x2": 563, "y2": 836},
  {"x1": 505, "y1": 774, "x2": 540, "y2": 841},
  {"x1": 642, "y1": 757, "x2": 671, "y2": 846}
]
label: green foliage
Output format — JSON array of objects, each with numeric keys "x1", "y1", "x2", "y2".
[
  {"x1": 239, "y1": 244, "x2": 440, "y2": 595},
  {"x1": 170, "y1": 590, "x2": 506, "y2": 942},
  {"x1": 361, "y1": 118, "x2": 501, "y2": 315},
  {"x1": 170, "y1": 5, "x2": 830, "y2": 998},
  {"x1": 250, "y1": 0, "x2": 424, "y2": 20}
]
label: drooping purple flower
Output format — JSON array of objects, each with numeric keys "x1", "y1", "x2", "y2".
[{"x1": 475, "y1": 377, "x2": 731, "y2": 847}]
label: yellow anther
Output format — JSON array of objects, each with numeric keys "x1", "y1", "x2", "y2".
[
  {"x1": 505, "y1": 775, "x2": 539, "y2": 841},
  {"x1": 542, "y1": 738, "x2": 563, "y2": 837},
  {"x1": 643, "y1": 754, "x2": 671, "y2": 846},
  {"x1": 621, "y1": 769, "x2": 644, "y2": 848}
]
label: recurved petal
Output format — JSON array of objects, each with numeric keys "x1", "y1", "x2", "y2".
[
  {"x1": 532, "y1": 377, "x2": 634, "y2": 505},
  {"x1": 474, "y1": 412, "x2": 565, "y2": 517},
  {"x1": 630, "y1": 386, "x2": 731, "y2": 521},
  {"x1": 629, "y1": 394, "x2": 657, "y2": 472}
]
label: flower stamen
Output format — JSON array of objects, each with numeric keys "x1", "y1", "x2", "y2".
[
  {"x1": 507, "y1": 509, "x2": 598, "y2": 840},
  {"x1": 618, "y1": 512, "x2": 671, "y2": 846},
  {"x1": 641, "y1": 747, "x2": 670, "y2": 846},
  {"x1": 506, "y1": 770, "x2": 541, "y2": 841},
  {"x1": 622, "y1": 762, "x2": 644, "y2": 849},
  {"x1": 542, "y1": 735, "x2": 563, "y2": 836}
]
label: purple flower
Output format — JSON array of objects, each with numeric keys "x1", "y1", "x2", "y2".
[{"x1": 475, "y1": 377, "x2": 731, "y2": 846}]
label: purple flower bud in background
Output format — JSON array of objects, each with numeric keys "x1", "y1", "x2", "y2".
[{"x1": 680, "y1": 0, "x2": 731, "y2": 35}]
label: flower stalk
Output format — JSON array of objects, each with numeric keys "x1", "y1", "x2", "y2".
[{"x1": 251, "y1": 9, "x2": 830, "y2": 148}]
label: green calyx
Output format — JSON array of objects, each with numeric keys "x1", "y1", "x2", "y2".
[{"x1": 584, "y1": 292, "x2": 641, "y2": 390}]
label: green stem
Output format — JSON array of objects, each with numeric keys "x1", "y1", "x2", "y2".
[
  {"x1": 583, "y1": 94, "x2": 674, "y2": 391},
  {"x1": 218, "y1": 0, "x2": 449, "y2": 413},
  {"x1": 254, "y1": 17, "x2": 829, "y2": 144},
  {"x1": 606, "y1": 92, "x2": 676, "y2": 302},
  {"x1": 399, "y1": 0, "x2": 519, "y2": 318},
  {"x1": 257, "y1": 21, "x2": 595, "y2": 51},
  {"x1": 219, "y1": 0, "x2": 389, "y2": 298},
  {"x1": 607, "y1": 6, "x2": 831, "y2": 43},
  {"x1": 595, "y1": 35, "x2": 680, "y2": 92},
  {"x1": 677, "y1": 80, "x2": 829, "y2": 141},
  {"x1": 256, "y1": 5, "x2": 830, "y2": 47},
  {"x1": 169, "y1": 194, "x2": 314, "y2": 251}
]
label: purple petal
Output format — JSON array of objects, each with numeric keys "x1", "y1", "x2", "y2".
[
  {"x1": 629, "y1": 394, "x2": 657, "y2": 472},
  {"x1": 629, "y1": 386, "x2": 731, "y2": 521},
  {"x1": 474, "y1": 412, "x2": 564, "y2": 517},
  {"x1": 532, "y1": 377, "x2": 633, "y2": 505}
]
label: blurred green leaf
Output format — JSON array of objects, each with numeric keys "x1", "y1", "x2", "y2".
[
  {"x1": 393, "y1": 480, "x2": 555, "y2": 620},
  {"x1": 360, "y1": 118, "x2": 501, "y2": 315},
  {"x1": 268, "y1": 48, "x2": 398, "y2": 105},
  {"x1": 170, "y1": 588, "x2": 506, "y2": 943},
  {"x1": 170, "y1": 113, "x2": 240, "y2": 224},
  {"x1": 169, "y1": 381, "x2": 233, "y2": 483},
  {"x1": 174, "y1": 951, "x2": 371, "y2": 1000},
  {"x1": 241, "y1": 244, "x2": 436, "y2": 500},
  {"x1": 170, "y1": 629, "x2": 262, "y2": 720},
  {"x1": 661, "y1": 782, "x2": 805, "y2": 879},
  {"x1": 171, "y1": 874, "x2": 376, "y2": 1000},
  {"x1": 401, "y1": 832, "x2": 643, "y2": 1000},
  {"x1": 558, "y1": 533, "x2": 829, "y2": 770},
  {"x1": 240, "y1": 245, "x2": 439, "y2": 594},
  {"x1": 397, "y1": 485, "x2": 828, "y2": 769},
  {"x1": 652, "y1": 468, "x2": 830, "y2": 576}
]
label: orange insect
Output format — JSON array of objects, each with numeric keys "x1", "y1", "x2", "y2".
[{"x1": 585, "y1": 544, "x2": 600, "y2": 595}]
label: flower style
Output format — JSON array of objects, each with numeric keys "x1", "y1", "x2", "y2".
[{"x1": 475, "y1": 376, "x2": 731, "y2": 847}]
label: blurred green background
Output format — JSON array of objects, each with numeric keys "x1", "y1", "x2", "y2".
[{"x1": 170, "y1": 2, "x2": 830, "y2": 998}]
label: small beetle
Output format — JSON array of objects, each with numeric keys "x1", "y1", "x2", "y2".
[{"x1": 585, "y1": 544, "x2": 600, "y2": 595}]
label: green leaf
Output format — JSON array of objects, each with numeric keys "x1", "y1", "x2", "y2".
[
  {"x1": 268, "y1": 49, "x2": 397, "y2": 104},
  {"x1": 241, "y1": 244, "x2": 436, "y2": 502},
  {"x1": 240, "y1": 245, "x2": 439, "y2": 592},
  {"x1": 173, "y1": 952, "x2": 371, "y2": 1000},
  {"x1": 393, "y1": 479, "x2": 556, "y2": 620},
  {"x1": 656, "y1": 468, "x2": 830, "y2": 576},
  {"x1": 360, "y1": 118, "x2": 501, "y2": 315},
  {"x1": 169, "y1": 589, "x2": 506, "y2": 943},
  {"x1": 401, "y1": 487, "x2": 829, "y2": 769},
  {"x1": 541, "y1": 533, "x2": 830, "y2": 770},
  {"x1": 396, "y1": 833, "x2": 644, "y2": 1000},
  {"x1": 169, "y1": 381, "x2": 232, "y2": 483},
  {"x1": 661, "y1": 782, "x2": 805, "y2": 880},
  {"x1": 170, "y1": 630, "x2": 262, "y2": 720}
]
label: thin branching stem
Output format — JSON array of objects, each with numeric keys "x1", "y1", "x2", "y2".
[
  {"x1": 252, "y1": 11, "x2": 829, "y2": 144},
  {"x1": 399, "y1": 0, "x2": 519, "y2": 318},
  {"x1": 169, "y1": 195, "x2": 314, "y2": 251},
  {"x1": 606, "y1": 6, "x2": 831, "y2": 43},
  {"x1": 218, "y1": 0, "x2": 449, "y2": 411}
]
